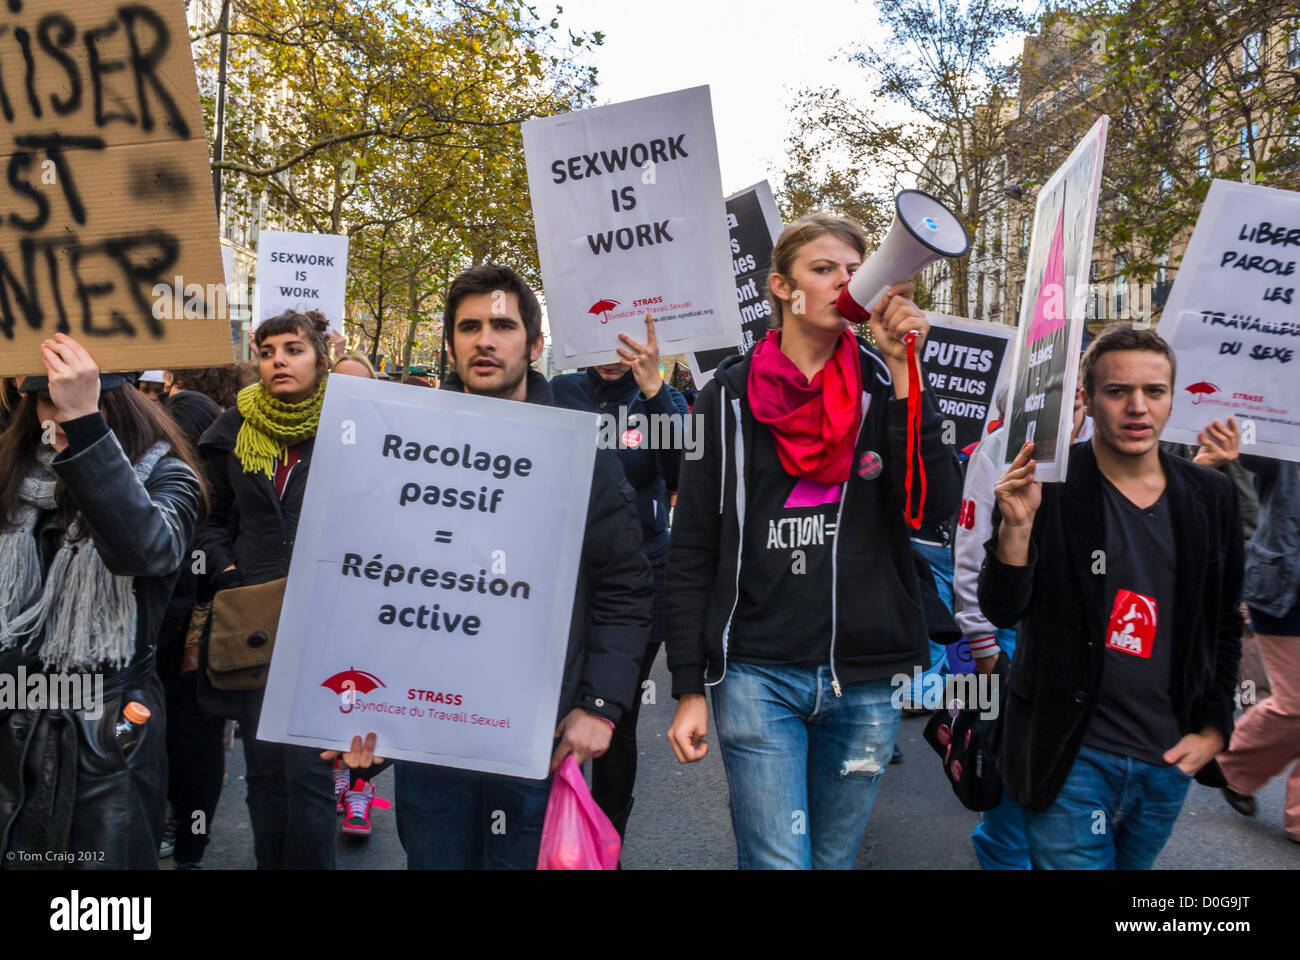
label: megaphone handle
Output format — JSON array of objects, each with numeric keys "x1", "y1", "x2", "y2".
[{"x1": 903, "y1": 330, "x2": 926, "y2": 530}]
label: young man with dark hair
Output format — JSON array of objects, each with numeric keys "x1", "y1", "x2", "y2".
[
  {"x1": 979, "y1": 326, "x2": 1244, "y2": 869},
  {"x1": 332, "y1": 263, "x2": 653, "y2": 869}
]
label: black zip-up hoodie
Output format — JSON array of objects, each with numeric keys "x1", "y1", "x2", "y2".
[{"x1": 665, "y1": 337, "x2": 962, "y2": 698}]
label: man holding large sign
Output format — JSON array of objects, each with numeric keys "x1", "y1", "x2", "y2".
[
  {"x1": 0, "y1": 0, "x2": 231, "y2": 377},
  {"x1": 259, "y1": 265, "x2": 651, "y2": 869},
  {"x1": 1003, "y1": 116, "x2": 1108, "y2": 481},
  {"x1": 522, "y1": 86, "x2": 741, "y2": 367},
  {"x1": 1159, "y1": 180, "x2": 1300, "y2": 462}
]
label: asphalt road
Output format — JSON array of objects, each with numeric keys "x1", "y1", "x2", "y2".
[{"x1": 190, "y1": 649, "x2": 1298, "y2": 870}]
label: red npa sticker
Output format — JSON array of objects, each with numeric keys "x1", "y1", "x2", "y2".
[{"x1": 1105, "y1": 589, "x2": 1157, "y2": 659}]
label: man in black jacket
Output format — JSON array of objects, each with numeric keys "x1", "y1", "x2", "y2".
[
  {"x1": 335, "y1": 265, "x2": 652, "y2": 869},
  {"x1": 979, "y1": 326, "x2": 1243, "y2": 869}
]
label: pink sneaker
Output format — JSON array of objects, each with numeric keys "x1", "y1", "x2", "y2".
[
  {"x1": 333, "y1": 759, "x2": 350, "y2": 814},
  {"x1": 341, "y1": 780, "x2": 391, "y2": 836}
]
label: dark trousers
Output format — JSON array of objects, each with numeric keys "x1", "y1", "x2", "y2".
[
  {"x1": 163, "y1": 669, "x2": 225, "y2": 864},
  {"x1": 239, "y1": 698, "x2": 337, "y2": 869},
  {"x1": 395, "y1": 762, "x2": 551, "y2": 869},
  {"x1": 589, "y1": 542, "x2": 669, "y2": 838}
]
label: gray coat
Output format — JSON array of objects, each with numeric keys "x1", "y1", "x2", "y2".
[{"x1": 1240, "y1": 454, "x2": 1300, "y2": 621}]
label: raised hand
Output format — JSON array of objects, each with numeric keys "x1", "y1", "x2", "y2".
[
  {"x1": 40, "y1": 333, "x2": 101, "y2": 421},
  {"x1": 616, "y1": 312, "x2": 663, "y2": 399},
  {"x1": 994, "y1": 441, "x2": 1041, "y2": 528}
]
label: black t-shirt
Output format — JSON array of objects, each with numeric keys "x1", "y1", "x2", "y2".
[
  {"x1": 728, "y1": 425, "x2": 841, "y2": 664},
  {"x1": 1084, "y1": 477, "x2": 1182, "y2": 764}
]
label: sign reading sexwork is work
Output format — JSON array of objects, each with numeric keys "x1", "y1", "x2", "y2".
[
  {"x1": 258, "y1": 376, "x2": 596, "y2": 779},
  {"x1": 0, "y1": 0, "x2": 230, "y2": 377}
]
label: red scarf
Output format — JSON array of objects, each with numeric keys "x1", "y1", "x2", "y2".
[{"x1": 747, "y1": 328, "x2": 862, "y2": 485}]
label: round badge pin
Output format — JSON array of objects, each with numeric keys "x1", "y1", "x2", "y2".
[
  {"x1": 621, "y1": 428, "x2": 643, "y2": 449},
  {"x1": 857, "y1": 450, "x2": 883, "y2": 480}
]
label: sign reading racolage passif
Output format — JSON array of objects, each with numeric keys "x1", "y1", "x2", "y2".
[
  {"x1": 1159, "y1": 180, "x2": 1300, "y2": 462},
  {"x1": 257, "y1": 375, "x2": 596, "y2": 779},
  {"x1": 522, "y1": 85, "x2": 741, "y2": 369}
]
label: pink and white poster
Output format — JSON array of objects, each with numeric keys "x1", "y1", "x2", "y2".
[{"x1": 1003, "y1": 115, "x2": 1108, "y2": 481}]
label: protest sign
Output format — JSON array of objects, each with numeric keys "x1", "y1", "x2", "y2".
[
  {"x1": 522, "y1": 86, "x2": 740, "y2": 368},
  {"x1": 688, "y1": 180, "x2": 784, "y2": 384},
  {"x1": 1158, "y1": 180, "x2": 1300, "y2": 461},
  {"x1": 922, "y1": 313, "x2": 1014, "y2": 452},
  {"x1": 257, "y1": 375, "x2": 596, "y2": 779},
  {"x1": 0, "y1": 1, "x2": 232, "y2": 377},
  {"x1": 1003, "y1": 115, "x2": 1108, "y2": 481},
  {"x1": 253, "y1": 231, "x2": 349, "y2": 333}
]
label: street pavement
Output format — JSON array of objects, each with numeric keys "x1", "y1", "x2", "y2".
[{"x1": 189, "y1": 649, "x2": 1298, "y2": 870}]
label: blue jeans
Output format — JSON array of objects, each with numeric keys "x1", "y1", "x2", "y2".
[
  {"x1": 1022, "y1": 743, "x2": 1192, "y2": 869},
  {"x1": 711, "y1": 662, "x2": 901, "y2": 869},
  {"x1": 394, "y1": 762, "x2": 552, "y2": 869},
  {"x1": 910, "y1": 541, "x2": 954, "y2": 702}
]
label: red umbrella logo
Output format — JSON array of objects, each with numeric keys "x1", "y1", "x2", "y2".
[
  {"x1": 1185, "y1": 381, "x2": 1219, "y2": 404},
  {"x1": 322, "y1": 668, "x2": 386, "y2": 713},
  {"x1": 589, "y1": 298, "x2": 620, "y2": 324}
]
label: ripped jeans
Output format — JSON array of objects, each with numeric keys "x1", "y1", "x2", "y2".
[{"x1": 712, "y1": 662, "x2": 900, "y2": 869}]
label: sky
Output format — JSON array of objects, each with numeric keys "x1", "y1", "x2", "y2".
[{"x1": 553, "y1": 0, "x2": 1040, "y2": 195}]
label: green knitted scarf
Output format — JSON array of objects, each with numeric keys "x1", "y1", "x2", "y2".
[{"x1": 234, "y1": 377, "x2": 327, "y2": 478}]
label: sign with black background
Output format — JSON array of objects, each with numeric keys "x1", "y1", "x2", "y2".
[
  {"x1": 922, "y1": 313, "x2": 1014, "y2": 452},
  {"x1": 688, "y1": 180, "x2": 783, "y2": 383}
]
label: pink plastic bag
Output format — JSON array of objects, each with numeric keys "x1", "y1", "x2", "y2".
[{"x1": 536, "y1": 755, "x2": 621, "y2": 870}]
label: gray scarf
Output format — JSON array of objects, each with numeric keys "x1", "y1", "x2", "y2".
[{"x1": 0, "y1": 440, "x2": 170, "y2": 671}]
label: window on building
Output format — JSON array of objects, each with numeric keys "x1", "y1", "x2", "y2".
[
  {"x1": 1115, "y1": 256, "x2": 1128, "y2": 318},
  {"x1": 975, "y1": 271, "x2": 985, "y2": 319},
  {"x1": 1159, "y1": 169, "x2": 1173, "y2": 196},
  {"x1": 1240, "y1": 123, "x2": 1257, "y2": 158},
  {"x1": 1197, "y1": 143, "x2": 1212, "y2": 175},
  {"x1": 1020, "y1": 217, "x2": 1030, "y2": 258},
  {"x1": 1291, "y1": 21, "x2": 1300, "y2": 69},
  {"x1": 1242, "y1": 32, "x2": 1262, "y2": 88},
  {"x1": 1154, "y1": 252, "x2": 1171, "y2": 310}
]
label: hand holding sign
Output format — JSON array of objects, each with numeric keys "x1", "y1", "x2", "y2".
[
  {"x1": 616, "y1": 314, "x2": 663, "y2": 399},
  {"x1": 321, "y1": 732, "x2": 385, "y2": 769},
  {"x1": 41, "y1": 334, "x2": 101, "y2": 421},
  {"x1": 1193, "y1": 417, "x2": 1240, "y2": 468},
  {"x1": 994, "y1": 442, "x2": 1041, "y2": 529}
]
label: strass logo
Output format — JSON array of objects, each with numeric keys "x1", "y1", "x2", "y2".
[
  {"x1": 1105, "y1": 589, "x2": 1157, "y2": 658},
  {"x1": 322, "y1": 668, "x2": 386, "y2": 713}
]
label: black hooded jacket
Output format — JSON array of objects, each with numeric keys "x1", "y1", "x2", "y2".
[
  {"x1": 439, "y1": 369, "x2": 653, "y2": 724},
  {"x1": 664, "y1": 337, "x2": 963, "y2": 698}
]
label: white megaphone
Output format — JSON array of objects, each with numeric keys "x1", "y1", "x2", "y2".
[{"x1": 836, "y1": 189, "x2": 971, "y2": 325}]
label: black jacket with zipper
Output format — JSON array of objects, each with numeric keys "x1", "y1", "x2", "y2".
[
  {"x1": 1, "y1": 418, "x2": 201, "y2": 868},
  {"x1": 977, "y1": 441, "x2": 1243, "y2": 812},
  {"x1": 665, "y1": 338, "x2": 963, "y2": 699},
  {"x1": 441, "y1": 369, "x2": 653, "y2": 724}
]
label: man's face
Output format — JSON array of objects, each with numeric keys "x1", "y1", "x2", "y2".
[
  {"x1": 1084, "y1": 349, "x2": 1173, "y2": 459},
  {"x1": 448, "y1": 291, "x2": 542, "y2": 400}
]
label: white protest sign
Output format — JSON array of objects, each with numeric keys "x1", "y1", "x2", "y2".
[
  {"x1": 254, "y1": 231, "x2": 349, "y2": 333},
  {"x1": 1003, "y1": 115, "x2": 1108, "y2": 481},
  {"x1": 1158, "y1": 180, "x2": 1300, "y2": 461},
  {"x1": 257, "y1": 375, "x2": 596, "y2": 779},
  {"x1": 522, "y1": 86, "x2": 741, "y2": 367},
  {"x1": 922, "y1": 313, "x2": 1015, "y2": 451}
]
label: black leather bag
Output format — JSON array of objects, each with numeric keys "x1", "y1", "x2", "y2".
[{"x1": 921, "y1": 656, "x2": 1008, "y2": 812}]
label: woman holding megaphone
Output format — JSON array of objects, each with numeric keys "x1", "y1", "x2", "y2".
[{"x1": 664, "y1": 212, "x2": 962, "y2": 869}]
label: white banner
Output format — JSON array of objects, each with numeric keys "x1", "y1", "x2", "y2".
[
  {"x1": 1003, "y1": 115, "x2": 1108, "y2": 482},
  {"x1": 254, "y1": 231, "x2": 350, "y2": 334},
  {"x1": 522, "y1": 86, "x2": 741, "y2": 368},
  {"x1": 1158, "y1": 180, "x2": 1300, "y2": 462},
  {"x1": 257, "y1": 376, "x2": 596, "y2": 779}
]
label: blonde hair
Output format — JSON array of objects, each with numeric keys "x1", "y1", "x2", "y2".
[
  {"x1": 766, "y1": 213, "x2": 869, "y2": 328},
  {"x1": 331, "y1": 353, "x2": 377, "y2": 378}
]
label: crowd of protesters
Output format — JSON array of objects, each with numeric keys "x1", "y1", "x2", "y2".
[{"x1": 1, "y1": 212, "x2": 1298, "y2": 871}]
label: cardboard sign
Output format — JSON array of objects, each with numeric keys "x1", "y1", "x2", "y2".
[
  {"x1": 922, "y1": 313, "x2": 1014, "y2": 452},
  {"x1": 1158, "y1": 180, "x2": 1300, "y2": 461},
  {"x1": 0, "y1": 1, "x2": 232, "y2": 377},
  {"x1": 253, "y1": 231, "x2": 349, "y2": 334},
  {"x1": 1003, "y1": 116, "x2": 1108, "y2": 481},
  {"x1": 257, "y1": 375, "x2": 596, "y2": 779},
  {"x1": 688, "y1": 180, "x2": 784, "y2": 384},
  {"x1": 522, "y1": 86, "x2": 741, "y2": 368}
]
